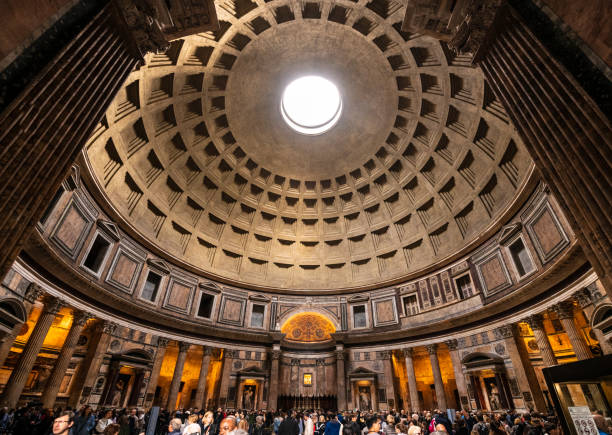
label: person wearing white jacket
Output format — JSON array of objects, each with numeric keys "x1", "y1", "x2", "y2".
[{"x1": 304, "y1": 414, "x2": 315, "y2": 435}]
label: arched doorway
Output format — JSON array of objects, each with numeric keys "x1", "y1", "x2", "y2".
[{"x1": 0, "y1": 298, "x2": 27, "y2": 334}]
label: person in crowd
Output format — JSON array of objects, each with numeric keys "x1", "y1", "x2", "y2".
[
  {"x1": 74, "y1": 406, "x2": 96, "y2": 435},
  {"x1": 51, "y1": 411, "x2": 74, "y2": 435},
  {"x1": 383, "y1": 415, "x2": 396, "y2": 435},
  {"x1": 201, "y1": 411, "x2": 215, "y2": 435},
  {"x1": 365, "y1": 416, "x2": 380, "y2": 435},
  {"x1": 168, "y1": 418, "x2": 183, "y2": 435},
  {"x1": 315, "y1": 414, "x2": 326, "y2": 435},
  {"x1": 104, "y1": 424, "x2": 121, "y2": 435},
  {"x1": 279, "y1": 412, "x2": 300, "y2": 435},
  {"x1": 184, "y1": 413, "x2": 203, "y2": 435},
  {"x1": 219, "y1": 416, "x2": 237, "y2": 435},
  {"x1": 325, "y1": 415, "x2": 341, "y2": 435},
  {"x1": 274, "y1": 412, "x2": 284, "y2": 435},
  {"x1": 96, "y1": 410, "x2": 115, "y2": 434},
  {"x1": 304, "y1": 413, "x2": 314, "y2": 435}
]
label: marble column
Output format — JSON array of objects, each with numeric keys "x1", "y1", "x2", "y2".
[
  {"x1": 0, "y1": 295, "x2": 62, "y2": 408},
  {"x1": 41, "y1": 310, "x2": 90, "y2": 407},
  {"x1": 336, "y1": 347, "x2": 347, "y2": 411},
  {"x1": 166, "y1": 342, "x2": 190, "y2": 410},
  {"x1": 445, "y1": 339, "x2": 469, "y2": 410},
  {"x1": 381, "y1": 350, "x2": 396, "y2": 409},
  {"x1": 427, "y1": 343, "x2": 447, "y2": 411},
  {"x1": 68, "y1": 320, "x2": 117, "y2": 407},
  {"x1": 403, "y1": 347, "x2": 420, "y2": 412},
  {"x1": 0, "y1": 283, "x2": 43, "y2": 368},
  {"x1": 143, "y1": 337, "x2": 168, "y2": 408},
  {"x1": 525, "y1": 314, "x2": 558, "y2": 366},
  {"x1": 268, "y1": 349, "x2": 281, "y2": 410},
  {"x1": 193, "y1": 346, "x2": 212, "y2": 408},
  {"x1": 218, "y1": 349, "x2": 235, "y2": 407},
  {"x1": 551, "y1": 302, "x2": 592, "y2": 360}
]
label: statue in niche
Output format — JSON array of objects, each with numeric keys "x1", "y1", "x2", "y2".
[
  {"x1": 243, "y1": 385, "x2": 256, "y2": 410},
  {"x1": 485, "y1": 378, "x2": 501, "y2": 410},
  {"x1": 359, "y1": 386, "x2": 371, "y2": 410}
]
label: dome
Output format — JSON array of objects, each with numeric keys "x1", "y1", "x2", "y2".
[{"x1": 83, "y1": 2, "x2": 534, "y2": 292}]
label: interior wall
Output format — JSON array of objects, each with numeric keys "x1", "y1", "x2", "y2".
[
  {"x1": 541, "y1": 0, "x2": 611, "y2": 67},
  {"x1": 0, "y1": 0, "x2": 76, "y2": 65}
]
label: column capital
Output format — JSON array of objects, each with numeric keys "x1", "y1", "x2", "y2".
[
  {"x1": 72, "y1": 311, "x2": 91, "y2": 327},
  {"x1": 426, "y1": 343, "x2": 438, "y2": 355},
  {"x1": 335, "y1": 350, "x2": 345, "y2": 360},
  {"x1": 102, "y1": 321, "x2": 118, "y2": 335},
  {"x1": 573, "y1": 289, "x2": 593, "y2": 308},
  {"x1": 403, "y1": 347, "x2": 414, "y2": 357},
  {"x1": 24, "y1": 283, "x2": 44, "y2": 303},
  {"x1": 224, "y1": 348, "x2": 236, "y2": 359},
  {"x1": 157, "y1": 337, "x2": 169, "y2": 347},
  {"x1": 178, "y1": 342, "x2": 191, "y2": 353},
  {"x1": 380, "y1": 350, "x2": 392, "y2": 360},
  {"x1": 42, "y1": 296, "x2": 62, "y2": 315},
  {"x1": 203, "y1": 345, "x2": 213, "y2": 356},
  {"x1": 270, "y1": 350, "x2": 281, "y2": 360},
  {"x1": 445, "y1": 339, "x2": 459, "y2": 350},
  {"x1": 550, "y1": 301, "x2": 575, "y2": 320},
  {"x1": 493, "y1": 325, "x2": 514, "y2": 340},
  {"x1": 524, "y1": 313, "x2": 545, "y2": 330}
]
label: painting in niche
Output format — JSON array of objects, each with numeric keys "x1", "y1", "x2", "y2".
[
  {"x1": 358, "y1": 386, "x2": 371, "y2": 410},
  {"x1": 303, "y1": 373, "x2": 312, "y2": 386},
  {"x1": 280, "y1": 312, "x2": 336, "y2": 343},
  {"x1": 242, "y1": 385, "x2": 256, "y2": 409},
  {"x1": 484, "y1": 377, "x2": 502, "y2": 410}
]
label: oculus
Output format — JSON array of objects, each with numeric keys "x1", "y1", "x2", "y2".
[{"x1": 281, "y1": 76, "x2": 342, "y2": 135}]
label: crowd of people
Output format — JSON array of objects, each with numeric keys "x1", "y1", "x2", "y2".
[{"x1": 0, "y1": 405, "x2": 610, "y2": 435}]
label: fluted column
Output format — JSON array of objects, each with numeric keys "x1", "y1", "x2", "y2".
[
  {"x1": 427, "y1": 343, "x2": 447, "y2": 411},
  {"x1": 0, "y1": 296, "x2": 62, "y2": 408},
  {"x1": 0, "y1": 283, "x2": 43, "y2": 368},
  {"x1": 381, "y1": 350, "x2": 395, "y2": 409},
  {"x1": 218, "y1": 348, "x2": 235, "y2": 407},
  {"x1": 336, "y1": 347, "x2": 347, "y2": 411},
  {"x1": 525, "y1": 314, "x2": 557, "y2": 366},
  {"x1": 268, "y1": 349, "x2": 281, "y2": 410},
  {"x1": 551, "y1": 302, "x2": 592, "y2": 360},
  {"x1": 41, "y1": 310, "x2": 90, "y2": 407},
  {"x1": 68, "y1": 320, "x2": 117, "y2": 407},
  {"x1": 143, "y1": 337, "x2": 169, "y2": 408},
  {"x1": 166, "y1": 342, "x2": 190, "y2": 410},
  {"x1": 403, "y1": 347, "x2": 420, "y2": 412},
  {"x1": 445, "y1": 340, "x2": 469, "y2": 410},
  {"x1": 193, "y1": 346, "x2": 212, "y2": 408}
]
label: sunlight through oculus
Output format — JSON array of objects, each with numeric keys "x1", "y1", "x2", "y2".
[{"x1": 281, "y1": 76, "x2": 342, "y2": 135}]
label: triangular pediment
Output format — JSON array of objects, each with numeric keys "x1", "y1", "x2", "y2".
[
  {"x1": 348, "y1": 366, "x2": 378, "y2": 376},
  {"x1": 238, "y1": 365, "x2": 266, "y2": 374},
  {"x1": 199, "y1": 281, "x2": 222, "y2": 293},
  {"x1": 63, "y1": 164, "x2": 81, "y2": 191},
  {"x1": 97, "y1": 219, "x2": 121, "y2": 241},
  {"x1": 147, "y1": 258, "x2": 171, "y2": 275},
  {"x1": 498, "y1": 222, "x2": 522, "y2": 245}
]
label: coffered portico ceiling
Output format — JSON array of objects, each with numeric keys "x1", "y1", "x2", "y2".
[{"x1": 84, "y1": 0, "x2": 535, "y2": 291}]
